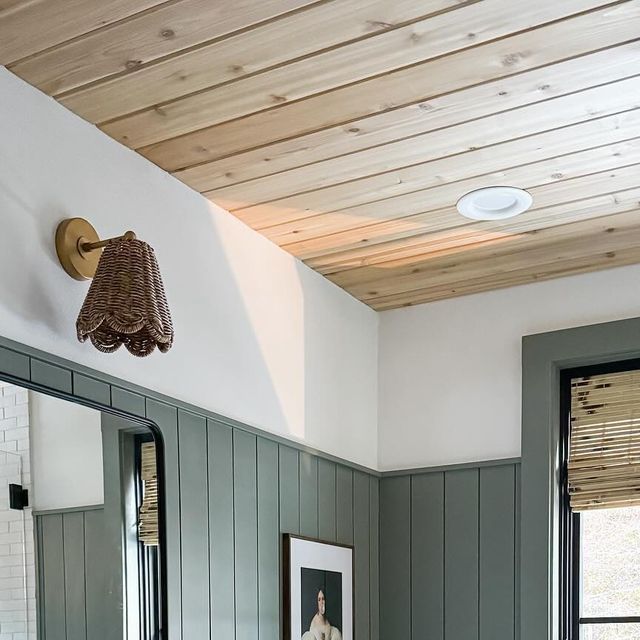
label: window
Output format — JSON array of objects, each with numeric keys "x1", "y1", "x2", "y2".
[
  {"x1": 561, "y1": 361, "x2": 640, "y2": 640},
  {"x1": 135, "y1": 435, "x2": 162, "y2": 640}
]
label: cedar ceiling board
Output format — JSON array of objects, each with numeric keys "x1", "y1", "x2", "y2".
[
  {"x1": 205, "y1": 77, "x2": 640, "y2": 206},
  {"x1": 224, "y1": 109, "x2": 640, "y2": 227},
  {"x1": 138, "y1": 2, "x2": 639, "y2": 170},
  {"x1": 358, "y1": 228, "x2": 640, "y2": 308},
  {"x1": 173, "y1": 47, "x2": 640, "y2": 191},
  {"x1": 332, "y1": 209, "x2": 640, "y2": 295},
  {"x1": 98, "y1": 0, "x2": 620, "y2": 149},
  {"x1": 0, "y1": 0, "x2": 166, "y2": 63},
  {"x1": 307, "y1": 187, "x2": 640, "y2": 275},
  {"x1": 368, "y1": 248, "x2": 640, "y2": 309},
  {"x1": 311, "y1": 189, "x2": 640, "y2": 276},
  {"x1": 264, "y1": 138, "x2": 640, "y2": 248},
  {"x1": 8, "y1": 0, "x2": 319, "y2": 95},
  {"x1": 54, "y1": 0, "x2": 465, "y2": 116},
  {"x1": 340, "y1": 212, "x2": 640, "y2": 302},
  {"x1": 281, "y1": 159, "x2": 640, "y2": 263}
]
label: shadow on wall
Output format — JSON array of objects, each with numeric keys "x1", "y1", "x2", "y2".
[{"x1": 0, "y1": 66, "x2": 289, "y2": 443}]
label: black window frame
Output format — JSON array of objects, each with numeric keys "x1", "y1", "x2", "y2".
[
  {"x1": 560, "y1": 358, "x2": 640, "y2": 640},
  {"x1": 134, "y1": 433, "x2": 162, "y2": 640}
]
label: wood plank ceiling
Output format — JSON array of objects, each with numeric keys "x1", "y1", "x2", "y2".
[{"x1": 2, "y1": 0, "x2": 639, "y2": 309}]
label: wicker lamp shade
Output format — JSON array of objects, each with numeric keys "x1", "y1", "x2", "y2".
[{"x1": 76, "y1": 237, "x2": 174, "y2": 357}]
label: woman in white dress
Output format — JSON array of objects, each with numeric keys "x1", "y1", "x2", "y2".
[{"x1": 301, "y1": 589, "x2": 342, "y2": 640}]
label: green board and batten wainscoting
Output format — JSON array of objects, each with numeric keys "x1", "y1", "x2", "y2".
[
  {"x1": 0, "y1": 334, "x2": 524, "y2": 640},
  {"x1": 0, "y1": 336, "x2": 380, "y2": 640},
  {"x1": 380, "y1": 460, "x2": 521, "y2": 640}
]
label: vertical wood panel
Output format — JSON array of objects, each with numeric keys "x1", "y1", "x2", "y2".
[
  {"x1": 318, "y1": 459, "x2": 337, "y2": 542},
  {"x1": 41, "y1": 514, "x2": 66, "y2": 638},
  {"x1": 178, "y1": 410, "x2": 210, "y2": 639},
  {"x1": 353, "y1": 471, "x2": 370, "y2": 640},
  {"x1": 411, "y1": 472, "x2": 444, "y2": 640},
  {"x1": 257, "y1": 437, "x2": 279, "y2": 640},
  {"x1": 369, "y1": 477, "x2": 380, "y2": 640},
  {"x1": 234, "y1": 429, "x2": 258, "y2": 640},
  {"x1": 445, "y1": 469, "x2": 480, "y2": 640},
  {"x1": 279, "y1": 445, "x2": 299, "y2": 535},
  {"x1": 299, "y1": 451, "x2": 318, "y2": 538},
  {"x1": 208, "y1": 420, "x2": 235, "y2": 640},
  {"x1": 380, "y1": 476, "x2": 411, "y2": 640},
  {"x1": 336, "y1": 466, "x2": 353, "y2": 545},
  {"x1": 146, "y1": 399, "x2": 181, "y2": 640},
  {"x1": 480, "y1": 465, "x2": 516, "y2": 640},
  {"x1": 84, "y1": 509, "x2": 108, "y2": 638},
  {"x1": 63, "y1": 512, "x2": 87, "y2": 640}
]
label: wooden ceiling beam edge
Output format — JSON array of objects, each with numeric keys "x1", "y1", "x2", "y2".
[
  {"x1": 289, "y1": 156, "x2": 640, "y2": 264},
  {"x1": 137, "y1": 24, "x2": 640, "y2": 171},
  {"x1": 225, "y1": 110, "x2": 640, "y2": 229},
  {"x1": 205, "y1": 80, "x2": 640, "y2": 208},
  {"x1": 51, "y1": 0, "x2": 474, "y2": 103},
  {"x1": 98, "y1": 0, "x2": 630, "y2": 149},
  {"x1": 173, "y1": 67, "x2": 640, "y2": 191}
]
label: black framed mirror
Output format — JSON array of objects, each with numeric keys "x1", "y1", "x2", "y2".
[{"x1": 0, "y1": 377, "x2": 166, "y2": 640}]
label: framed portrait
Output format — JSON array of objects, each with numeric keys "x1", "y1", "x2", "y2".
[{"x1": 283, "y1": 534, "x2": 354, "y2": 640}]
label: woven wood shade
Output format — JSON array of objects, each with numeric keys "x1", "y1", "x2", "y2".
[
  {"x1": 569, "y1": 370, "x2": 640, "y2": 511},
  {"x1": 76, "y1": 238, "x2": 174, "y2": 357},
  {"x1": 139, "y1": 441, "x2": 159, "y2": 546}
]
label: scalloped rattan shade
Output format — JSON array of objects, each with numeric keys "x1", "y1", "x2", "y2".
[
  {"x1": 569, "y1": 370, "x2": 640, "y2": 511},
  {"x1": 76, "y1": 238, "x2": 174, "y2": 357}
]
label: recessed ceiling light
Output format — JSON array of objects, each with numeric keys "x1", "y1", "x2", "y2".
[{"x1": 456, "y1": 186, "x2": 533, "y2": 221}]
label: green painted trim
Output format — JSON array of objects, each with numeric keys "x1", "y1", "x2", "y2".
[
  {"x1": 381, "y1": 457, "x2": 521, "y2": 477},
  {"x1": 33, "y1": 505, "x2": 104, "y2": 516},
  {"x1": 0, "y1": 335, "x2": 379, "y2": 476},
  {"x1": 521, "y1": 315, "x2": 640, "y2": 640}
]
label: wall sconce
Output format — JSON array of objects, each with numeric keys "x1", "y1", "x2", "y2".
[{"x1": 55, "y1": 218, "x2": 174, "y2": 357}]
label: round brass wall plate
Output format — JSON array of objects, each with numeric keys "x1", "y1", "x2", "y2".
[{"x1": 55, "y1": 218, "x2": 101, "y2": 280}]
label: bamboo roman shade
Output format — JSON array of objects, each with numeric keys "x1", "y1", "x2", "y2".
[
  {"x1": 139, "y1": 442, "x2": 159, "y2": 546},
  {"x1": 569, "y1": 370, "x2": 640, "y2": 511}
]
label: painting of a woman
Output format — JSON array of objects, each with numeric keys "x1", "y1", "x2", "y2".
[{"x1": 301, "y1": 588, "x2": 342, "y2": 640}]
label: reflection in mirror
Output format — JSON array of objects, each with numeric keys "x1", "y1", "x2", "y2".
[{"x1": 0, "y1": 380, "x2": 163, "y2": 640}]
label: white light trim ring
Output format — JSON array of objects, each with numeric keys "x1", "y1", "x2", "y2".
[{"x1": 456, "y1": 186, "x2": 533, "y2": 221}]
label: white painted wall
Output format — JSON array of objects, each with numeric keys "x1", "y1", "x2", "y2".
[
  {"x1": 0, "y1": 68, "x2": 378, "y2": 469},
  {"x1": 29, "y1": 390, "x2": 103, "y2": 510},
  {"x1": 379, "y1": 265, "x2": 640, "y2": 470}
]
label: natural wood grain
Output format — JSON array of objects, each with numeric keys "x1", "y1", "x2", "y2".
[
  {"x1": 324, "y1": 188, "x2": 640, "y2": 286},
  {"x1": 8, "y1": 0, "x2": 639, "y2": 308},
  {"x1": 9, "y1": 0, "x2": 318, "y2": 95},
  {"x1": 100, "y1": 0, "x2": 621, "y2": 149},
  {"x1": 281, "y1": 143, "x2": 640, "y2": 263},
  {"x1": 340, "y1": 211, "x2": 640, "y2": 303},
  {"x1": 368, "y1": 246, "x2": 640, "y2": 309},
  {"x1": 0, "y1": 0, "x2": 166, "y2": 64},
  {"x1": 318, "y1": 189, "x2": 640, "y2": 279},
  {"x1": 173, "y1": 53, "x2": 640, "y2": 189},
  {"x1": 266, "y1": 140, "x2": 640, "y2": 250},
  {"x1": 139, "y1": 6, "x2": 640, "y2": 169},
  {"x1": 204, "y1": 77, "x2": 640, "y2": 206},
  {"x1": 57, "y1": 0, "x2": 463, "y2": 117},
  {"x1": 221, "y1": 109, "x2": 640, "y2": 227}
]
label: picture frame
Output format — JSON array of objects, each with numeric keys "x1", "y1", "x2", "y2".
[{"x1": 283, "y1": 534, "x2": 355, "y2": 640}]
